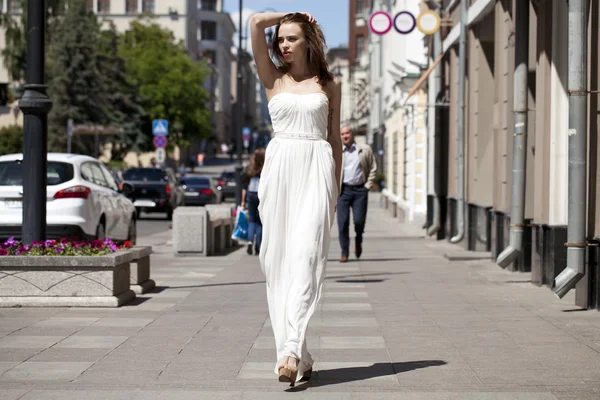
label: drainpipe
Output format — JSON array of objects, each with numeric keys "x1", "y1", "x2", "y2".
[
  {"x1": 497, "y1": 0, "x2": 530, "y2": 268},
  {"x1": 553, "y1": 0, "x2": 588, "y2": 299},
  {"x1": 427, "y1": 4, "x2": 443, "y2": 237},
  {"x1": 450, "y1": 0, "x2": 467, "y2": 244}
]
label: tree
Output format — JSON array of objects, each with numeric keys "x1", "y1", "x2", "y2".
[
  {"x1": 0, "y1": 0, "x2": 66, "y2": 83},
  {"x1": 0, "y1": 125, "x2": 23, "y2": 155},
  {"x1": 119, "y1": 19, "x2": 212, "y2": 147},
  {"x1": 46, "y1": 0, "x2": 110, "y2": 154},
  {"x1": 97, "y1": 22, "x2": 149, "y2": 160}
]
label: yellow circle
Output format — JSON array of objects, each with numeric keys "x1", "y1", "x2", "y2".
[{"x1": 417, "y1": 10, "x2": 440, "y2": 35}]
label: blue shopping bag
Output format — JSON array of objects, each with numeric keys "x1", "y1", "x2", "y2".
[{"x1": 232, "y1": 206, "x2": 249, "y2": 242}]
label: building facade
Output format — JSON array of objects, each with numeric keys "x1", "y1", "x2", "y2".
[
  {"x1": 397, "y1": 0, "x2": 600, "y2": 309},
  {"x1": 326, "y1": 47, "x2": 352, "y2": 128},
  {"x1": 348, "y1": 0, "x2": 370, "y2": 137}
]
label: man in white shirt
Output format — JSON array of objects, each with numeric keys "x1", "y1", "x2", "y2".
[{"x1": 337, "y1": 125, "x2": 377, "y2": 262}]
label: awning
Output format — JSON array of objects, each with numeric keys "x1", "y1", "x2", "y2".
[{"x1": 402, "y1": 53, "x2": 443, "y2": 106}]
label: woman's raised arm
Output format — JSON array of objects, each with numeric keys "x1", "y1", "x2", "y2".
[{"x1": 250, "y1": 12, "x2": 287, "y2": 89}]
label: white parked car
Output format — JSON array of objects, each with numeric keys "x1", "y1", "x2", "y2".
[{"x1": 0, "y1": 153, "x2": 137, "y2": 243}]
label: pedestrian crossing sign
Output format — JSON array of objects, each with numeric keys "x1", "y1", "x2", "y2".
[{"x1": 152, "y1": 119, "x2": 168, "y2": 136}]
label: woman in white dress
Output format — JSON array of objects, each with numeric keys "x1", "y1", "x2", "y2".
[{"x1": 250, "y1": 11, "x2": 343, "y2": 386}]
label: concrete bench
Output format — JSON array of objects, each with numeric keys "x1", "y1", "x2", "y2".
[
  {"x1": 173, "y1": 205, "x2": 235, "y2": 256},
  {"x1": 128, "y1": 246, "x2": 155, "y2": 294}
]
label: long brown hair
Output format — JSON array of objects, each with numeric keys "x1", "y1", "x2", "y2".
[
  {"x1": 247, "y1": 148, "x2": 265, "y2": 178},
  {"x1": 271, "y1": 13, "x2": 334, "y2": 87}
]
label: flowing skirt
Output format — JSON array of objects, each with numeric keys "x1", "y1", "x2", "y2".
[{"x1": 258, "y1": 135, "x2": 338, "y2": 381}]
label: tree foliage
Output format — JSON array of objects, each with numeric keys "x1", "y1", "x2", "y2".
[
  {"x1": 97, "y1": 22, "x2": 149, "y2": 160},
  {"x1": 46, "y1": 0, "x2": 110, "y2": 154},
  {"x1": 0, "y1": 125, "x2": 23, "y2": 155},
  {"x1": 0, "y1": 0, "x2": 65, "y2": 83},
  {"x1": 119, "y1": 19, "x2": 212, "y2": 147}
]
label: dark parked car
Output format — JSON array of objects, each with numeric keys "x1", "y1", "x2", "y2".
[
  {"x1": 180, "y1": 176, "x2": 222, "y2": 206},
  {"x1": 216, "y1": 171, "x2": 237, "y2": 200},
  {"x1": 122, "y1": 167, "x2": 184, "y2": 220}
]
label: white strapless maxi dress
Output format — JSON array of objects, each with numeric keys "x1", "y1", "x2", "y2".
[{"x1": 258, "y1": 92, "x2": 338, "y2": 381}]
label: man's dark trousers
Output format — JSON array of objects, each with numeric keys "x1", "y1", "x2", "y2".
[{"x1": 337, "y1": 184, "x2": 369, "y2": 257}]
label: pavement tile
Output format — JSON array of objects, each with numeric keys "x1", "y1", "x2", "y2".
[
  {"x1": 32, "y1": 318, "x2": 99, "y2": 327},
  {"x1": 27, "y1": 348, "x2": 111, "y2": 362},
  {"x1": 133, "y1": 391, "x2": 243, "y2": 400},
  {"x1": 54, "y1": 335, "x2": 129, "y2": 349},
  {"x1": 0, "y1": 361, "x2": 94, "y2": 381},
  {"x1": 0, "y1": 389, "x2": 31, "y2": 400},
  {"x1": 319, "y1": 336, "x2": 386, "y2": 349},
  {"x1": 0, "y1": 335, "x2": 64, "y2": 349},
  {"x1": 91, "y1": 318, "x2": 154, "y2": 327},
  {"x1": 19, "y1": 390, "x2": 137, "y2": 400},
  {"x1": 322, "y1": 303, "x2": 373, "y2": 311}
]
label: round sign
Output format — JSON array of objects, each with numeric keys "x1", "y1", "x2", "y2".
[
  {"x1": 394, "y1": 11, "x2": 416, "y2": 34},
  {"x1": 417, "y1": 10, "x2": 441, "y2": 35},
  {"x1": 369, "y1": 11, "x2": 392, "y2": 35},
  {"x1": 153, "y1": 135, "x2": 167, "y2": 149}
]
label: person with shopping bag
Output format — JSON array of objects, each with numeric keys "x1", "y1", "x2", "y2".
[{"x1": 241, "y1": 148, "x2": 265, "y2": 255}]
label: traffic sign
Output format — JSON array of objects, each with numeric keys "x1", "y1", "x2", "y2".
[
  {"x1": 153, "y1": 135, "x2": 167, "y2": 148},
  {"x1": 155, "y1": 148, "x2": 166, "y2": 164},
  {"x1": 153, "y1": 119, "x2": 168, "y2": 136}
]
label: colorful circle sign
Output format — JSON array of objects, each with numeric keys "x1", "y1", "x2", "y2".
[
  {"x1": 393, "y1": 11, "x2": 416, "y2": 34},
  {"x1": 417, "y1": 10, "x2": 441, "y2": 35},
  {"x1": 369, "y1": 11, "x2": 392, "y2": 35}
]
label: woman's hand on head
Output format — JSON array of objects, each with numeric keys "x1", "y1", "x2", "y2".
[{"x1": 301, "y1": 12, "x2": 316, "y2": 23}]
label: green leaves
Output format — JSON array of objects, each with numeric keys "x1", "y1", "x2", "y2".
[
  {"x1": 118, "y1": 19, "x2": 212, "y2": 147},
  {"x1": 0, "y1": 125, "x2": 23, "y2": 155}
]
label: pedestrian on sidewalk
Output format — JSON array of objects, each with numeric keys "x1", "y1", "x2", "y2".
[
  {"x1": 337, "y1": 125, "x2": 377, "y2": 262},
  {"x1": 250, "y1": 11, "x2": 343, "y2": 386},
  {"x1": 241, "y1": 148, "x2": 265, "y2": 256}
]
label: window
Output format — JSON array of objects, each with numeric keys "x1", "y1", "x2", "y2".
[
  {"x1": 7, "y1": 0, "x2": 20, "y2": 13},
  {"x1": 126, "y1": 0, "x2": 138, "y2": 14},
  {"x1": 123, "y1": 168, "x2": 166, "y2": 182},
  {"x1": 81, "y1": 163, "x2": 108, "y2": 187},
  {"x1": 0, "y1": 161, "x2": 74, "y2": 186},
  {"x1": 200, "y1": 0, "x2": 217, "y2": 11},
  {"x1": 201, "y1": 21, "x2": 217, "y2": 40},
  {"x1": 356, "y1": 0, "x2": 364, "y2": 14},
  {"x1": 142, "y1": 0, "x2": 154, "y2": 13},
  {"x1": 87, "y1": 0, "x2": 93, "y2": 11},
  {"x1": 99, "y1": 165, "x2": 120, "y2": 192},
  {"x1": 356, "y1": 35, "x2": 364, "y2": 60},
  {"x1": 97, "y1": 0, "x2": 110, "y2": 13}
]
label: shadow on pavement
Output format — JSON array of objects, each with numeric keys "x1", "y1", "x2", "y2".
[
  {"x1": 286, "y1": 360, "x2": 447, "y2": 391},
  {"x1": 154, "y1": 272, "x2": 410, "y2": 290}
]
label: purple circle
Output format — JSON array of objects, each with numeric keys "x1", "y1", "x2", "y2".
[
  {"x1": 394, "y1": 11, "x2": 416, "y2": 34},
  {"x1": 369, "y1": 11, "x2": 392, "y2": 35}
]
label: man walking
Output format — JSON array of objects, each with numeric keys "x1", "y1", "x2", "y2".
[{"x1": 337, "y1": 125, "x2": 377, "y2": 262}]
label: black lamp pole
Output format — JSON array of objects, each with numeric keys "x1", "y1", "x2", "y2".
[
  {"x1": 235, "y1": 0, "x2": 244, "y2": 206},
  {"x1": 19, "y1": 0, "x2": 53, "y2": 244}
]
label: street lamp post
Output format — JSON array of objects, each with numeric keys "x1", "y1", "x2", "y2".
[
  {"x1": 19, "y1": 0, "x2": 53, "y2": 244},
  {"x1": 235, "y1": 0, "x2": 244, "y2": 206}
]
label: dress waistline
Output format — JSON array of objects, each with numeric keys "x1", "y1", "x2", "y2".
[{"x1": 273, "y1": 132, "x2": 325, "y2": 141}]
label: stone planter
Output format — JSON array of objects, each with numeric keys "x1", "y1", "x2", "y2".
[
  {"x1": 0, "y1": 250, "x2": 136, "y2": 307},
  {"x1": 129, "y1": 246, "x2": 155, "y2": 294}
]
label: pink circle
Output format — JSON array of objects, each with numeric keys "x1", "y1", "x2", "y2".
[{"x1": 369, "y1": 11, "x2": 392, "y2": 35}]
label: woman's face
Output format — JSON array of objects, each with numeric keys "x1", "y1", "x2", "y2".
[{"x1": 277, "y1": 22, "x2": 307, "y2": 64}]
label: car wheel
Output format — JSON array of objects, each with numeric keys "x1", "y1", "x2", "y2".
[
  {"x1": 95, "y1": 219, "x2": 106, "y2": 240},
  {"x1": 127, "y1": 217, "x2": 137, "y2": 245}
]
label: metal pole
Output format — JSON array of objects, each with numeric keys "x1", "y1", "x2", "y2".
[
  {"x1": 427, "y1": 0, "x2": 443, "y2": 237},
  {"x1": 497, "y1": 0, "x2": 529, "y2": 268},
  {"x1": 450, "y1": 0, "x2": 467, "y2": 244},
  {"x1": 553, "y1": 0, "x2": 588, "y2": 299},
  {"x1": 19, "y1": 0, "x2": 53, "y2": 245},
  {"x1": 234, "y1": 0, "x2": 244, "y2": 206}
]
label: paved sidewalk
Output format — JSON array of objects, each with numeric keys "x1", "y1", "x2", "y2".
[{"x1": 1, "y1": 195, "x2": 600, "y2": 399}]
